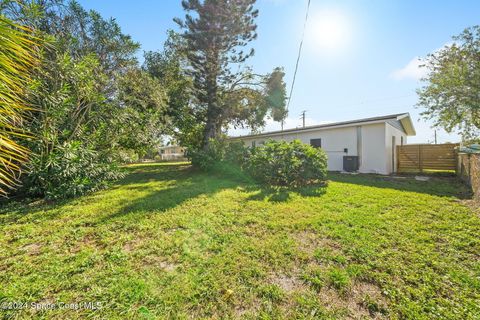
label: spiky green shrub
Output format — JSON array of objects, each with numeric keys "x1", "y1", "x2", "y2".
[{"x1": 22, "y1": 141, "x2": 124, "y2": 200}]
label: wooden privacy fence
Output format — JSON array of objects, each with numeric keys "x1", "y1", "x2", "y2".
[
  {"x1": 397, "y1": 143, "x2": 459, "y2": 172},
  {"x1": 458, "y1": 153, "x2": 480, "y2": 199}
]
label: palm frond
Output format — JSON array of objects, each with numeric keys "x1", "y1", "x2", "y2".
[{"x1": 0, "y1": 15, "x2": 41, "y2": 196}]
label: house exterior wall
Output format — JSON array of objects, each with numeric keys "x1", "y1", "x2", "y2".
[
  {"x1": 160, "y1": 146, "x2": 185, "y2": 155},
  {"x1": 159, "y1": 146, "x2": 186, "y2": 161},
  {"x1": 237, "y1": 122, "x2": 407, "y2": 174},
  {"x1": 241, "y1": 126, "x2": 358, "y2": 171},
  {"x1": 232, "y1": 113, "x2": 416, "y2": 174},
  {"x1": 359, "y1": 123, "x2": 387, "y2": 174},
  {"x1": 385, "y1": 123, "x2": 408, "y2": 174}
]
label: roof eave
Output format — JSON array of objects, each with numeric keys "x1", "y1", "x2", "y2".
[
  {"x1": 230, "y1": 113, "x2": 417, "y2": 140},
  {"x1": 396, "y1": 113, "x2": 416, "y2": 136}
]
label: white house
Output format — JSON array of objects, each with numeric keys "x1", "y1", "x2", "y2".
[
  {"x1": 231, "y1": 113, "x2": 416, "y2": 175},
  {"x1": 158, "y1": 145, "x2": 186, "y2": 161}
]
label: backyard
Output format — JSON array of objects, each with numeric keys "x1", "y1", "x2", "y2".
[{"x1": 0, "y1": 163, "x2": 479, "y2": 319}]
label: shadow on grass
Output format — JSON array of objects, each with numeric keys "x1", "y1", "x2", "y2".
[
  {"x1": 1, "y1": 163, "x2": 470, "y2": 230},
  {"x1": 97, "y1": 164, "x2": 247, "y2": 223},
  {"x1": 99, "y1": 164, "x2": 330, "y2": 223},
  {"x1": 0, "y1": 197, "x2": 73, "y2": 226},
  {"x1": 245, "y1": 183, "x2": 328, "y2": 202},
  {"x1": 117, "y1": 162, "x2": 193, "y2": 185},
  {"x1": 328, "y1": 172, "x2": 471, "y2": 199},
  {"x1": 0, "y1": 163, "x2": 194, "y2": 226}
]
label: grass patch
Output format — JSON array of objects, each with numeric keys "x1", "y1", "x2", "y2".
[{"x1": 0, "y1": 163, "x2": 479, "y2": 319}]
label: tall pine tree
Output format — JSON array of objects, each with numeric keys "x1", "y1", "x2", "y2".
[{"x1": 175, "y1": 0, "x2": 287, "y2": 148}]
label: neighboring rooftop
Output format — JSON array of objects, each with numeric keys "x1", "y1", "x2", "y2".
[{"x1": 231, "y1": 112, "x2": 416, "y2": 139}]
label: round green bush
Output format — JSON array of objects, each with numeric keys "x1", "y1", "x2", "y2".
[{"x1": 244, "y1": 139, "x2": 328, "y2": 186}]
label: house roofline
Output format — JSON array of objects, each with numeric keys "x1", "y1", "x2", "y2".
[
  {"x1": 230, "y1": 113, "x2": 415, "y2": 140},
  {"x1": 396, "y1": 113, "x2": 416, "y2": 135}
]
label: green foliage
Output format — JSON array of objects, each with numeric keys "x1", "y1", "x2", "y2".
[
  {"x1": 114, "y1": 68, "x2": 168, "y2": 156},
  {"x1": 2, "y1": 0, "x2": 167, "y2": 199},
  {"x1": 27, "y1": 52, "x2": 106, "y2": 144},
  {"x1": 417, "y1": 25, "x2": 480, "y2": 139},
  {"x1": 190, "y1": 139, "x2": 327, "y2": 187},
  {"x1": 143, "y1": 32, "x2": 201, "y2": 150},
  {"x1": 223, "y1": 140, "x2": 249, "y2": 165},
  {"x1": 327, "y1": 268, "x2": 351, "y2": 291},
  {"x1": 258, "y1": 284, "x2": 284, "y2": 302},
  {"x1": 189, "y1": 139, "x2": 226, "y2": 171},
  {"x1": 245, "y1": 139, "x2": 328, "y2": 187},
  {"x1": 19, "y1": 51, "x2": 114, "y2": 198},
  {"x1": 0, "y1": 15, "x2": 40, "y2": 196},
  {"x1": 302, "y1": 265, "x2": 326, "y2": 291},
  {"x1": 116, "y1": 149, "x2": 140, "y2": 164},
  {"x1": 189, "y1": 139, "x2": 249, "y2": 181},
  {"x1": 264, "y1": 67, "x2": 288, "y2": 122},
  {"x1": 1, "y1": 0, "x2": 140, "y2": 78},
  {"x1": 22, "y1": 141, "x2": 124, "y2": 200}
]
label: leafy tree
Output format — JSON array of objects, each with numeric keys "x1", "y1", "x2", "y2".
[
  {"x1": 2, "y1": 0, "x2": 164, "y2": 199},
  {"x1": 174, "y1": 0, "x2": 287, "y2": 149},
  {"x1": 0, "y1": 15, "x2": 40, "y2": 196},
  {"x1": 26, "y1": 52, "x2": 105, "y2": 158},
  {"x1": 114, "y1": 68, "x2": 168, "y2": 158},
  {"x1": 143, "y1": 31, "x2": 202, "y2": 149},
  {"x1": 417, "y1": 25, "x2": 480, "y2": 139},
  {"x1": 1, "y1": 0, "x2": 140, "y2": 77},
  {"x1": 19, "y1": 51, "x2": 120, "y2": 198}
]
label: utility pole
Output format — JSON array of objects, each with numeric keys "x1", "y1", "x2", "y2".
[
  {"x1": 300, "y1": 110, "x2": 306, "y2": 128},
  {"x1": 434, "y1": 130, "x2": 437, "y2": 144}
]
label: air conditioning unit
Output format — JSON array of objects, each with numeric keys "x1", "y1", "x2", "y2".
[{"x1": 343, "y1": 156, "x2": 359, "y2": 172}]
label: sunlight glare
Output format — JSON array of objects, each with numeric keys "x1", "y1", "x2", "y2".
[{"x1": 306, "y1": 10, "x2": 351, "y2": 53}]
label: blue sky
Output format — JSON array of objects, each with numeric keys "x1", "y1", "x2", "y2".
[{"x1": 78, "y1": 0, "x2": 479, "y2": 143}]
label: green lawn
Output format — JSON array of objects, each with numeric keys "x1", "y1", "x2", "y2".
[{"x1": 0, "y1": 163, "x2": 479, "y2": 319}]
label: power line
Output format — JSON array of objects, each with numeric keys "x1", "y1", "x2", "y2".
[{"x1": 286, "y1": 0, "x2": 311, "y2": 115}]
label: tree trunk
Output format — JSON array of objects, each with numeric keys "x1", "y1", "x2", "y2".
[
  {"x1": 203, "y1": 115, "x2": 217, "y2": 149},
  {"x1": 202, "y1": 60, "x2": 220, "y2": 149}
]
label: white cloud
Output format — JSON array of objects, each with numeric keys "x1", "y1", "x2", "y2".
[
  {"x1": 228, "y1": 116, "x2": 332, "y2": 137},
  {"x1": 390, "y1": 57, "x2": 427, "y2": 81},
  {"x1": 390, "y1": 42, "x2": 456, "y2": 81}
]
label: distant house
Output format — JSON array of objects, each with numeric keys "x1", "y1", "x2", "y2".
[
  {"x1": 231, "y1": 113, "x2": 416, "y2": 175},
  {"x1": 159, "y1": 145, "x2": 186, "y2": 161}
]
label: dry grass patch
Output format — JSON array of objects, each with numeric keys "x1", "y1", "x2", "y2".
[
  {"x1": 293, "y1": 230, "x2": 342, "y2": 255},
  {"x1": 269, "y1": 273, "x2": 305, "y2": 293},
  {"x1": 315, "y1": 281, "x2": 388, "y2": 319},
  {"x1": 22, "y1": 242, "x2": 42, "y2": 255}
]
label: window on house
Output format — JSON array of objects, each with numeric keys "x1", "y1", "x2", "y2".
[
  {"x1": 160, "y1": 150, "x2": 165, "y2": 154},
  {"x1": 251, "y1": 141, "x2": 256, "y2": 147},
  {"x1": 310, "y1": 138, "x2": 322, "y2": 148}
]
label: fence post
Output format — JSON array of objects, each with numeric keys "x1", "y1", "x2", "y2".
[
  {"x1": 453, "y1": 148, "x2": 462, "y2": 175},
  {"x1": 469, "y1": 154, "x2": 472, "y2": 186},
  {"x1": 418, "y1": 144, "x2": 423, "y2": 172},
  {"x1": 396, "y1": 145, "x2": 400, "y2": 173}
]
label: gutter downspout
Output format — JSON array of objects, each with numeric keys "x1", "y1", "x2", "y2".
[{"x1": 356, "y1": 126, "x2": 362, "y2": 170}]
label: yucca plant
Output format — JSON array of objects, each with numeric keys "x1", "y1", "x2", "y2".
[{"x1": 0, "y1": 15, "x2": 39, "y2": 196}]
